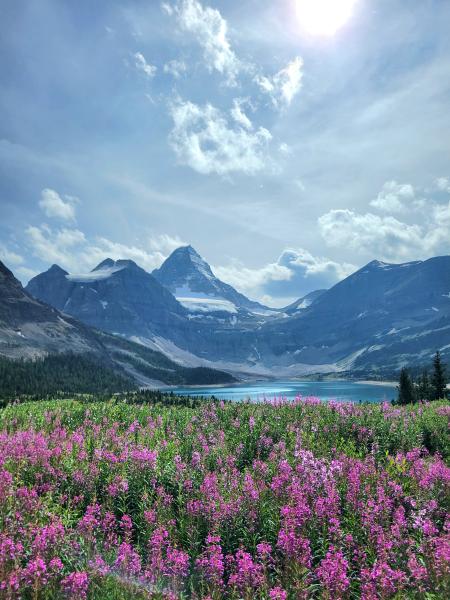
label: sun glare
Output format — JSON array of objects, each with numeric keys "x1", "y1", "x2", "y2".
[{"x1": 296, "y1": 0, "x2": 358, "y2": 36}]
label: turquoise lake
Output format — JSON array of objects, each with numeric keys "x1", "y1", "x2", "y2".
[{"x1": 167, "y1": 379, "x2": 397, "y2": 403}]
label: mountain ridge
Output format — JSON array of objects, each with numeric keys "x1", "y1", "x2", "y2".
[
  {"x1": 152, "y1": 245, "x2": 271, "y2": 314},
  {"x1": 1, "y1": 260, "x2": 235, "y2": 386},
  {"x1": 22, "y1": 253, "x2": 450, "y2": 376}
]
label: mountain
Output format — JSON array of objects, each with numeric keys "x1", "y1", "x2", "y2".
[
  {"x1": 26, "y1": 259, "x2": 189, "y2": 345},
  {"x1": 0, "y1": 260, "x2": 104, "y2": 359},
  {"x1": 23, "y1": 253, "x2": 450, "y2": 377},
  {"x1": 1, "y1": 260, "x2": 234, "y2": 387},
  {"x1": 284, "y1": 289, "x2": 327, "y2": 315},
  {"x1": 257, "y1": 256, "x2": 450, "y2": 372},
  {"x1": 152, "y1": 245, "x2": 274, "y2": 317}
]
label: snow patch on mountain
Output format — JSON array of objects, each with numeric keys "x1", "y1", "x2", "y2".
[
  {"x1": 178, "y1": 296, "x2": 238, "y2": 314},
  {"x1": 66, "y1": 265, "x2": 125, "y2": 282}
]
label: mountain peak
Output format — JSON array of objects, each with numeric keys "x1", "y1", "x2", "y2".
[
  {"x1": 92, "y1": 258, "x2": 139, "y2": 273},
  {"x1": 157, "y1": 246, "x2": 214, "y2": 280},
  {"x1": 0, "y1": 260, "x2": 16, "y2": 282},
  {"x1": 172, "y1": 245, "x2": 204, "y2": 261},
  {"x1": 48, "y1": 264, "x2": 68, "y2": 275},
  {"x1": 153, "y1": 246, "x2": 267, "y2": 312},
  {"x1": 92, "y1": 258, "x2": 115, "y2": 271}
]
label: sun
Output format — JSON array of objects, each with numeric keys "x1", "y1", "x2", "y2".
[{"x1": 296, "y1": 0, "x2": 358, "y2": 36}]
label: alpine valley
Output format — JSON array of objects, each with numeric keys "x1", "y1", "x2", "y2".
[{"x1": 14, "y1": 246, "x2": 450, "y2": 380}]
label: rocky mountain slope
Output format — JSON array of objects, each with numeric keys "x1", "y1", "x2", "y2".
[
  {"x1": 26, "y1": 259, "x2": 190, "y2": 345},
  {"x1": 1, "y1": 260, "x2": 234, "y2": 386},
  {"x1": 153, "y1": 246, "x2": 276, "y2": 319},
  {"x1": 283, "y1": 289, "x2": 327, "y2": 315},
  {"x1": 0, "y1": 260, "x2": 104, "y2": 359},
  {"x1": 257, "y1": 257, "x2": 450, "y2": 372},
  {"x1": 23, "y1": 253, "x2": 450, "y2": 376}
]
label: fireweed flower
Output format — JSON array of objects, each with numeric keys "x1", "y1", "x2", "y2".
[
  {"x1": 316, "y1": 546, "x2": 350, "y2": 597},
  {"x1": 0, "y1": 398, "x2": 448, "y2": 598},
  {"x1": 61, "y1": 571, "x2": 89, "y2": 599}
]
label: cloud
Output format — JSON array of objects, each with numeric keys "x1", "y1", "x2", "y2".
[
  {"x1": 39, "y1": 188, "x2": 77, "y2": 222},
  {"x1": 169, "y1": 98, "x2": 272, "y2": 175},
  {"x1": 318, "y1": 178, "x2": 450, "y2": 262},
  {"x1": 370, "y1": 180, "x2": 415, "y2": 213},
  {"x1": 214, "y1": 248, "x2": 355, "y2": 305},
  {"x1": 255, "y1": 57, "x2": 304, "y2": 109},
  {"x1": 435, "y1": 177, "x2": 450, "y2": 193},
  {"x1": 318, "y1": 203, "x2": 450, "y2": 262},
  {"x1": 0, "y1": 245, "x2": 24, "y2": 266},
  {"x1": 230, "y1": 98, "x2": 253, "y2": 130},
  {"x1": 133, "y1": 52, "x2": 157, "y2": 78},
  {"x1": 25, "y1": 224, "x2": 186, "y2": 274},
  {"x1": 167, "y1": 0, "x2": 241, "y2": 85},
  {"x1": 163, "y1": 59, "x2": 187, "y2": 78}
]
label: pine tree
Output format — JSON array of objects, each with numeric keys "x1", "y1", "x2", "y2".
[
  {"x1": 431, "y1": 351, "x2": 447, "y2": 400},
  {"x1": 397, "y1": 367, "x2": 416, "y2": 405},
  {"x1": 417, "y1": 370, "x2": 431, "y2": 402}
]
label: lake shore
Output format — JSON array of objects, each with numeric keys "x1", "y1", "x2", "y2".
[{"x1": 354, "y1": 380, "x2": 397, "y2": 387}]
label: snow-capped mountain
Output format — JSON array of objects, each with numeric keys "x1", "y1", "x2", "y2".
[
  {"x1": 0, "y1": 260, "x2": 106, "y2": 359},
  {"x1": 152, "y1": 245, "x2": 273, "y2": 317},
  {"x1": 257, "y1": 256, "x2": 450, "y2": 372},
  {"x1": 26, "y1": 258, "x2": 189, "y2": 344},
  {"x1": 23, "y1": 253, "x2": 450, "y2": 376},
  {"x1": 2, "y1": 260, "x2": 234, "y2": 386}
]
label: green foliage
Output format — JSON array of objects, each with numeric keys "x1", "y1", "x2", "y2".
[
  {"x1": 396, "y1": 367, "x2": 416, "y2": 405},
  {"x1": 0, "y1": 353, "x2": 135, "y2": 400},
  {"x1": 0, "y1": 397, "x2": 449, "y2": 598},
  {"x1": 432, "y1": 350, "x2": 447, "y2": 400},
  {"x1": 396, "y1": 351, "x2": 449, "y2": 405}
]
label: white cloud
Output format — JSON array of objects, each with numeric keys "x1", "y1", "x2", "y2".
[
  {"x1": 161, "y1": 2, "x2": 174, "y2": 16},
  {"x1": 435, "y1": 177, "x2": 450, "y2": 193},
  {"x1": 230, "y1": 98, "x2": 252, "y2": 129},
  {"x1": 214, "y1": 248, "x2": 355, "y2": 305},
  {"x1": 169, "y1": 98, "x2": 272, "y2": 175},
  {"x1": 255, "y1": 57, "x2": 304, "y2": 108},
  {"x1": 16, "y1": 266, "x2": 39, "y2": 282},
  {"x1": 214, "y1": 260, "x2": 291, "y2": 295},
  {"x1": 370, "y1": 180, "x2": 415, "y2": 213},
  {"x1": 39, "y1": 188, "x2": 77, "y2": 222},
  {"x1": 279, "y1": 142, "x2": 292, "y2": 155},
  {"x1": 319, "y1": 178, "x2": 450, "y2": 262},
  {"x1": 163, "y1": 59, "x2": 187, "y2": 78},
  {"x1": 133, "y1": 52, "x2": 157, "y2": 78},
  {"x1": 0, "y1": 245, "x2": 24, "y2": 266},
  {"x1": 168, "y1": 0, "x2": 241, "y2": 85},
  {"x1": 318, "y1": 203, "x2": 450, "y2": 262},
  {"x1": 26, "y1": 225, "x2": 185, "y2": 274}
]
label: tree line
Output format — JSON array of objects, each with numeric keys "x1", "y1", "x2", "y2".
[
  {"x1": 0, "y1": 353, "x2": 135, "y2": 401},
  {"x1": 396, "y1": 351, "x2": 448, "y2": 405}
]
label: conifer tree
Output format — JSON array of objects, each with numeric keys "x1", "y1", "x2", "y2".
[
  {"x1": 417, "y1": 370, "x2": 431, "y2": 402},
  {"x1": 397, "y1": 367, "x2": 416, "y2": 405},
  {"x1": 431, "y1": 350, "x2": 447, "y2": 400}
]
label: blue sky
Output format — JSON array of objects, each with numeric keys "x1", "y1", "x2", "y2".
[{"x1": 1, "y1": 0, "x2": 450, "y2": 306}]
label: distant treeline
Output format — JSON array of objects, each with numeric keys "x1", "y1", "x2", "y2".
[
  {"x1": 0, "y1": 353, "x2": 135, "y2": 400},
  {"x1": 0, "y1": 351, "x2": 235, "y2": 405},
  {"x1": 395, "y1": 351, "x2": 448, "y2": 405}
]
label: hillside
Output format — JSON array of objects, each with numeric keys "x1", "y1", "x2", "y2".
[{"x1": 0, "y1": 260, "x2": 235, "y2": 389}]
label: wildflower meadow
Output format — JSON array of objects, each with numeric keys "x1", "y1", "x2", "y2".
[{"x1": 0, "y1": 396, "x2": 449, "y2": 599}]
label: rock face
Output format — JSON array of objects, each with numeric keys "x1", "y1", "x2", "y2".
[
  {"x1": 283, "y1": 289, "x2": 327, "y2": 315},
  {"x1": 256, "y1": 257, "x2": 450, "y2": 372},
  {"x1": 153, "y1": 246, "x2": 270, "y2": 315},
  {"x1": 0, "y1": 260, "x2": 104, "y2": 359},
  {"x1": 1, "y1": 260, "x2": 235, "y2": 386},
  {"x1": 26, "y1": 259, "x2": 189, "y2": 344},
  {"x1": 24, "y1": 254, "x2": 450, "y2": 375}
]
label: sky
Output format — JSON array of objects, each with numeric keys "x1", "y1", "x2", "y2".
[{"x1": 1, "y1": 0, "x2": 450, "y2": 307}]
